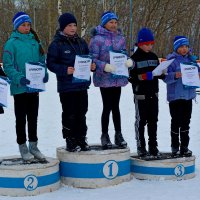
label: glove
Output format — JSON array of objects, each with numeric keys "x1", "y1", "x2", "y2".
[
  {"x1": 161, "y1": 68, "x2": 168, "y2": 75},
  {"x1": 43, "y1": 73, "x2": 49, "y2": 83},
  {"x1": 20, "y1": 77, "x2": 30, "y2": 86},
  {"x1": 146, "y1": 72, "x2": 153, "y2": 80},
  {"x1": 125, "y1": 59, "x2": 134, "y2": 68},
  {"x1": 104, "y1": 64, "x2": 116, "y2": 72}
]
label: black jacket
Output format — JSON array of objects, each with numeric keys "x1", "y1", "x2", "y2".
[
  {"x1": 129, "y1": 47, "x2": 159, "y2": 96},
  {"x1": 47, "y1": 31, "x2": 91, "y2": 93}
]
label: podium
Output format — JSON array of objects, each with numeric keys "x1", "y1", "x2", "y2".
[
  {"x1": 57, "y1": 145, "x2": 131, "y2": 188},
  {"x1": 131, "y1": 153, "x2": 195, "y2": 180},
  {"x1": 0, "y1": 156, "x2": 60, "y2": 196}
]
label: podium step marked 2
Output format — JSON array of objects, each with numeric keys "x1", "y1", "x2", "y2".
[{"x1": 0, "y1": 156, "x2": 60, "y2": 196}]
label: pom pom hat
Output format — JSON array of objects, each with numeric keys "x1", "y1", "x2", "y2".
[
  {"x1": 58, "y1": 12, "x2": 77, "y2": 31},
  {"x1": 12, "y1": 12, "x2": 32, "y2": 30},
  {"x1": 137, "y1": 28, "x2": 154, "y2": 46},
  {"x1": 101, "y1": 11, "x2": 118, "y2": 27},
  {"x1": 173, "y1": 36, "x2": 189, "y2": 52}
]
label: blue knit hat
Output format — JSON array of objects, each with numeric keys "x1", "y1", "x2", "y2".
[
  {"x1": 101, "y1": 11, "x2": 118, "y2": 27},
  {"x1": 173, "y1": 36, "x2": 189, "y2": 51},
  {"x1": 12, "y1": 12, "x2": 32, "y2": 30},
  {"x1": 58, "y1": 13, "x2": 77, "y2": 31},
  {"x1": 137, "y1": 28, "x2": 154, "y2": 46}
]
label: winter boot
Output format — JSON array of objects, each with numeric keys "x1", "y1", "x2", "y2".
[
  {"x1": 137, "y1": 147, "x2": 148, "y2": 157},
  {"x1": 66, "y1": 136, "x2": 81, "y2": 152},
  {"x1": 101, "y1": 133, "x2": 112, "y2": 150},
  {"x1": 148, "y1": 146, "x2": 160, "y2": 156},
  {"x1": 171, "y1": 147, "x2": 179, "y2": 157},
  {"x1": 19, "y1": 143, "x2": 34, "y2": 161},
  {"x1": 114, "y1": 131, "x2": 127, "y2": 148},
  {"x1": 180, "y1": 147, "x2": 192, "y2": 157},
  {"x1": 29, "y1": 142, "x2": 46, "y2": 161},
  {"x1": 77, "y1": 137, "x2": 90, "y2": 151}
]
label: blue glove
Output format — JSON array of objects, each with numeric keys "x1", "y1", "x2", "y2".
[
  {"x1": 20, "y1": 77, "x2": 30, "y2": 86},
  {"x1": 43, "y1": 73, "x2": 49, "y2": 83},
  {"x1": 146, "y1": 72, "x2": 153, "y2": 80}
]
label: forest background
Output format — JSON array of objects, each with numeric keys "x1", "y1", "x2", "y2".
[{"x1": 0, "y1": 0, "x2": 200, "y2": 60}]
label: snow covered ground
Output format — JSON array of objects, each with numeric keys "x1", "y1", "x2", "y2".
[{"x1": 1, "y1": 73, "x2": 200, "y2": 200}]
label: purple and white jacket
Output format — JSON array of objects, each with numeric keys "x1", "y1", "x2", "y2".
[{"x1": 89, "y1": 25, "x2": 128, "y2": 88}]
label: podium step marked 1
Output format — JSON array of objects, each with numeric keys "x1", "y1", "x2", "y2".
[{"x1": 57, "y1": 145, "x2": 131, "y2": 188}]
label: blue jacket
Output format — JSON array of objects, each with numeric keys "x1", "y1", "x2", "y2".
[
  {"x1": 47, "y1": 31, "x2": 91, "y2": 93},
  {"x1": 164, "y1": 52, "x2": 199, "y2": 102}
]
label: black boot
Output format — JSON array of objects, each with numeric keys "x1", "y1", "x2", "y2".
[
  {"x1": 77, "y1": 137, "x2": 90, "y2": 151},
  {"x1": 114, "y1": 131, "x2": 127, "y2": 148},
  {"x1": 137, "y1": 146, "x2": 147, "y2": 157},
  {"x1": 171, "y1": 147, "x2": 179, "y2": 157},
  {"x1": 101, "y1": 133, "x2": 112, "y2": 150},
  {"x1": 66, "y1": 137, "x2": 81, "y2": 152},
  {"x1": 148, "y1": 146, "x2": 160, "y2": 156},
  {"x1": 180, "y1": 147, "x2": 192, "y2": 157}
]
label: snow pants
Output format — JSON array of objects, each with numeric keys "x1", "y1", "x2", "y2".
[
  {"x1": 134, "y1": 94, "x2": 158, "y2": 149},
  {"x1": 59, "y1": 90, "x2": 88, "y2": 140}
]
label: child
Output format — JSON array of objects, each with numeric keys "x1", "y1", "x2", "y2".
[
  {"x1": 164, "y1": 36, "x2": 198, "y2": 157},
  {"x1": 129, "y1": 27, "x2": 161, "y2": 157},
  {"x1": 47, "y1": 12, "x2": 96, "y2": 152},
  {"x1": 3, "y1": 12, "x2": 48, "y2": 161},
  {"x1": 89, "y1": 11, "x2": 132, "y2": 149}
]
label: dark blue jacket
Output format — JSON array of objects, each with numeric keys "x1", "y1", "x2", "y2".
[{"x1": 47, "y1": 31, "x2": 91, "y2": 93}]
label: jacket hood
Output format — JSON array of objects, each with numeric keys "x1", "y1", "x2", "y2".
[
  {"x1": 90, "y1": 25, "x2": 123, "y2": 37},
  {"x1": 52, "y1": 30, "x2": 81, "y2": 43},
  {"x1": 52, "y1": 30, "x2": 66, "y2": 43},
  {"x1": 9, "y1": 30, "x2": 34, "y2": 40},
  {"x1": 166, "y1": 51, "x2": 189, "y2": 60}
]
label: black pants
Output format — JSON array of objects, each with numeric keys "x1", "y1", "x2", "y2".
[
  {"x1": 134, "y1": 95, "x2": 158, "y2": 149},
  {"x1": 100, "y1": 87, "x2": 121, "y2": 133},
  {"x1": 169, "y1": 99, "x2": 192, "y2": 149},
  {"x1": 14, "y1": 93, "x2": 39, "y2": 144},
  {"x1": 59, "y1": 90, "x2": 88, "y2": 140}
]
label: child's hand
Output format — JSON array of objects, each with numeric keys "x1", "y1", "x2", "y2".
[
  {"x1": 104, "y1": 64, "x2": 116, "y2": 72},
  {"x1": 67, "y1": 67, "x2": 74, "y2": 75},
  {"x1": 20, "y1": 77, "x2": 30, "y2": 86},
  {"x1": 91, "y1": 63, "x2": 96, "y2": 71},
  {"x1": 175, "y1": 72, "x2": 182, "y2": 79},
  {"x1": 125, "y1": 59, "x2": 134, "y2": 68}
]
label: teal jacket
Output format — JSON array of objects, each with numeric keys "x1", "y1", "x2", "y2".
[{"x1": 3, "y1": 30, "x2": 46, "y2": 95}]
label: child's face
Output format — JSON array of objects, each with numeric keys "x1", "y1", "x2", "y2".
[
  {"x1": 17, "y1": 22, "x2": 31, "y2": 34},
  {"x1": 63, "y1": 23, "x2": 77, "y2": 36},
  {"x1": 139, "y1": 44, "x2": 153, "y2": 53},
  {"x1": 104, "y1": 19, "x2": 118, "y2": 32},
  {"x1": 177, "y1": 45, "x2": 189, "y2": 56}
]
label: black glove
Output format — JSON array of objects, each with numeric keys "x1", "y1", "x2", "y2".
[
  {"x1": 43, "y1": 73, "x2": 49, "y2": 83},
  {"x1": 20, "y1": 77, "x2": 30, "y2": 86}
]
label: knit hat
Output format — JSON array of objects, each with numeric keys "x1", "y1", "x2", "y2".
[
  {"x1": 101, "y1": 11, "x2": 118, "y2": 27},
  {"x1": 58, "y1": 12, "x2": 77, "y2": 31},
  {"x1": 173, "y1": 36, "x2": 189, "y2": 51},
  {"x1": 137, "y1": 28, "x2": 154, "y2": 46},
  {"x1": 12, "y1": 12, "x2": 32, "y2": 30}
]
